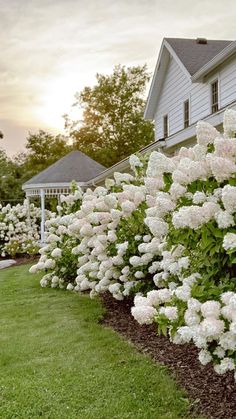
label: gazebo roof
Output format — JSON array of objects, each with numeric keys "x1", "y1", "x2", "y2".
[{"x1": 23, "y1": 150, "x2": 105, "y2": 189}]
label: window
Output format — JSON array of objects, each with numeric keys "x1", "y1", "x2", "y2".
[
  {"x1": 184, "y1": 99, "x2": 189, "y2": 128},
  {"x1": 211, "y1": 80, "x2": 219, "y2": 113},
  {"x1": 163, "y1": 114, "x2": 168, "y2": 138}
]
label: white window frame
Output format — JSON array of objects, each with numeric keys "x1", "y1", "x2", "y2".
[
  {"x1": 209, "y1": 76, "x2": 220, "y2": 114},
  {"x1": 183, "y1": 98, "x2": 190, "y2": 128}
]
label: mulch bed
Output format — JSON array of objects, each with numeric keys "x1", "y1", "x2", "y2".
[{"x1": 101, "y1": 293, "x2": 236, "y2": 419}]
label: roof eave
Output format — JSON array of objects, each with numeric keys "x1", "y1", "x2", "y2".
[
  {"x1": 144, "y1": 38, "x2": 191, "y2": 120},
  {"x1": 144, "y1": 39, "x2": 166, "y2": 120},
  {"x1": 87, "y1": 159, "x2": 131, "y2": 186},
  {"x1": 22, "y1": 181, "x2": 87, "y2": 191},
  {"x1": 191, "y1": 41, "x2": 236, "y2": 82}
]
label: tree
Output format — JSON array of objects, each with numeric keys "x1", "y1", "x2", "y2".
[
  {"x1": 0, "y1": 149, "x2": 25, "y2": 204},
  {"x1": 21, "y1": 130, "x2": 71, "y2": 180},
  {"x1": 64, "y1": 65, "x2": 154, "y2": 167},
  {"x1": 0, "y1": 131, "x2": 71, "y2": 205}
]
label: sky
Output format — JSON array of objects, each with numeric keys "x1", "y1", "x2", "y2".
[{"x1": 1, "y1": 0, "x2": 236, "y2": 157}]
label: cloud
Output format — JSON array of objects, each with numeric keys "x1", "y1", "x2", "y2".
[{"x1": 0, "y1": 0, "x2": 236, "y2": 155}]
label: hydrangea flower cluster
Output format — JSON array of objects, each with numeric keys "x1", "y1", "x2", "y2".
[
  {"x1": 29, "y1": 190, "x2": 83, "y2": 288},
  {"x1": 31, "y1": 109, "x2": 236, "y2": 378},
  {"x1": 131, "y1": 109, "x2": 236, "y2": 378},
  {"x1": 0, "y1": 201, "x2": 42, "y2": 256}
]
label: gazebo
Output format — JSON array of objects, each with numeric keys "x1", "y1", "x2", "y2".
[{"x1": 22, "y1": 150, "x2": 105, "y2": 242}]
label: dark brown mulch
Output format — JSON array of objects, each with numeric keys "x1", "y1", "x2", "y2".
[{"x1": 101, "y1": 293, "x2": 236, "y2": 419}]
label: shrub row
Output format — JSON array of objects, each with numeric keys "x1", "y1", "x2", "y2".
[
  {"x1": 31, "y1": 109, "x2": 236, "y2": 378},
  {"x1": 0, "y1": 201, "x2": 41, "y2": 257}
]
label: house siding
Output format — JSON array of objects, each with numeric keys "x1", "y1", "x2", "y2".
[
  {"x1": 191, "y1": 57, "x2": 236, "y2": 123},
  {"x1": 154, "y1": 57, "x2": 191, "y2": 139},
  {"x1": 153, "y1": 53, "x2": 236, "y2": 140},
  {"x1": 190, "y1": 82, "x2": 210, "y2": 123},
  {"x1": 219, "y1": 57, "x2": 236, "y2": 107}
]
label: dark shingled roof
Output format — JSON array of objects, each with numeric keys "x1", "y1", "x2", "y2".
[
  {"x1": 165, "y1": 38, "x2": 232, "y2": 75},
  {"x1": 24, "y1": 150, "x2": 105, "y2": 185}
]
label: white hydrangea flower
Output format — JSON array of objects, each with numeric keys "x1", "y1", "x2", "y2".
[
  {"x1": 159, "y1": 306, "x2": 178, "y2": 321},
  {"x1": 196, "y1": 120, "x2": 219, "y2": 146},
  {"x1": 174, "y1": 285, "x2": 191, "y2": 302},
  {"x1": 51, "y1": 248, "x2": 62, "y2": 258},
  {"x1": 219, "y1": 331, "x2": 236, "y2": 350},
  {"x1": 222, "y1": 233, "x2": 236, "y2": 251},
  {"x1": 184, "y1": 309, "x2": 201, "y2": 326},
  {"x1": 198, "y1": 349, "x2": 212, "y2": 365},
  {"x1": 192, "y1": 191, "x2": 206, "y2": 204},
  {"x1": 201, "y1": 301, "x2": 221, "y2": 319},
  {"x1": 146, "y1": 151, "x2": 176, "y2": 178},
  {"x1": 200, "y1": 318, "x2": 224, "y2": 339},
  {"x1": 147, "y1": 289, "x2": 172, "y2": 306},
  {"x1": 131, "y1": 306, "x2": 157, "y2": 325},
  {"x1": 129, "y1": 154, "x2": 143, "y2": 169},
  {"x1": 214, "y1": 358, "x2": 235, "y2": 375},
  {"x1": 223, "y1": 108, "x2": 236, "y2": 137},
  {"x1": 213, "y1": 346, "x2": 225, "y2": 359},
  {"x1": 215, "y1": 211, "x2": 235, "y2": 229}
]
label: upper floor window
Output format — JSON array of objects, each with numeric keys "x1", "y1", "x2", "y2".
[
  {"x1": 163, "y1": 114, "x2": 168, "y2": 138},
  {"x1": 184, "y1": 99, "x2": 189, "y2": 128},
  {"x1": 211, "y1": 80, "x2": 219, "y2": 113}
]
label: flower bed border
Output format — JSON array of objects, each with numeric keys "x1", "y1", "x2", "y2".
[{"x1": 101, "y1": 292, "x2": 236, "y2": 419}]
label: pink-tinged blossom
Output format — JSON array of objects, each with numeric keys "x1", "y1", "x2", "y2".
[
  {"x1": 207, "y1": 155, "x2": 236, "y2": 182},
  {"x1": 222, "y1": 185, "x2": 236, "y2": 213},
  {"x1": 223, "y1": 109, "x2": 236, "y2": 137},
  {"x1": 146, "y1": 151, "x2": 176, "y2": 178},
  {"x1": 196, "y1": 120, "x2": 219, "y2": 146}
]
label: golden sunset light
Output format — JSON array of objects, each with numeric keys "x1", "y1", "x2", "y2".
[
  {"x1": 2, "y1": 1, "x2": 236, "y2": 415},
  {"x1": 1, "y1": 0, "x2": 235, "y2": 156}
]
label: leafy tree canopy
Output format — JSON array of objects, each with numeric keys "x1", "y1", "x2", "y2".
[
  {"x1": 1, "y1": 64, "x2": 154, "y2": 203},
  {"x1": 0, "y1": 148, "x2": 24, "y2": 204},
  {"x1": 22, "y1": 130, "x2": 71, "y2": 179},
  {"x1": 64, "y1": 65, "x2": 154, "y2": 167},
  {"x1": 0, "y1": 131, "x2": 71, "y2": 205}
]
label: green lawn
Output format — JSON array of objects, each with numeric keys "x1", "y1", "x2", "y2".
[{"x1": 0, "y1": 264, "x2": 191, "y2": 419}]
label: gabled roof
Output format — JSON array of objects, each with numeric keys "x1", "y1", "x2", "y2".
[
  {"x1": 192, "y1": 41, "x2": 236, "y2": 82},
  {"x1": 145, "y1": 37, "x2": 234, "y2": 120},
  {"x1": 23, "y1": 150, "x2": 105, "y2": 187},
  {"x1": 166, "y1": 38, "x2": 232, "y2": 76}
]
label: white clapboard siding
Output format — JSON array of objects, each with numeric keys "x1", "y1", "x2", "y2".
[
  {"x1": 190, "y1": 82, "x2": 210, "y2": 124},
  {"x1": 153, "y1": 53, "x2": 236, "y2": 141},
  {"x1": 154, "y1": 57, "x2": 190, "y2": 139},
  {"x1": 191, "y1": 58, "x2": 236, "y2": 123},
  {"x1": 219, "y1": 58, "x2": 236, "y2": 107}
]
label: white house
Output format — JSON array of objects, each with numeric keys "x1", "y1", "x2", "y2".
[
  {"x1": 87, "y1": 37, "x2": 236, "y2": 186},
  {"x1": 145, "y1": 37, "x2": 236, "y2": 153}
]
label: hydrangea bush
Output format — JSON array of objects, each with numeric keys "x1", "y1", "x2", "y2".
[
  {"x1": 131, "y1": 109, "x2": 236, "y2": 377},
  {"x1": 29, "y1": 188, "x2": 83, "y2": 288},
  {"x1": 0, "y1": 201, "x2": 41, "y2": 256},
  {"x1": 31, "y1": 109, "x2": 236, "y2": 378}
]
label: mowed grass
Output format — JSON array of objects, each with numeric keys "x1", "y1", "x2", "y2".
[{"x1": 0, "y1": 264, "x2": 191, "y2": 419}]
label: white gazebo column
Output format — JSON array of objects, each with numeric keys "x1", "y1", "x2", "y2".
[
  {"x1": 40, "y1": 188, "x2": 46, "y2": 244},
  {"x1": 25, "y1": 194, "x2": 31, "y2": 225}
]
